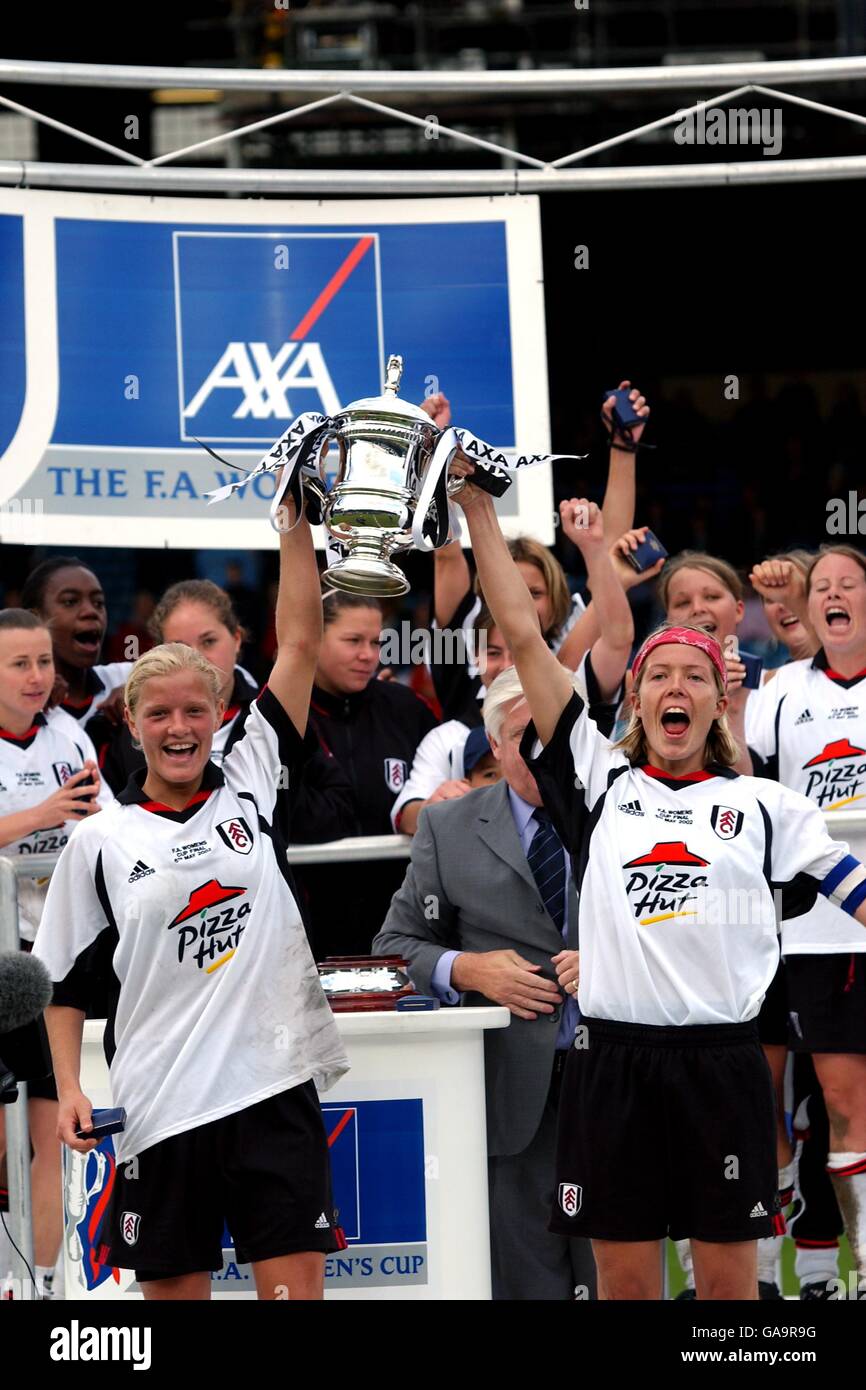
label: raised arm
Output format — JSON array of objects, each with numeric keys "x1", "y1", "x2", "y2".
[
  {"x1": 455, "y1": 487, "x2": 573, "y2": 745},
  {"x1": 600, "y1": 380, "x2": 649, "y2": 540},
  {"x1": 269, "y1": 488, "x2": 323, "y2": 736}
]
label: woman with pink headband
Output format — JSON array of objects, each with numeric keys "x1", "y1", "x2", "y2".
[{"x1": 453, "y1": 478, "x2": 866, "y2": 1301}]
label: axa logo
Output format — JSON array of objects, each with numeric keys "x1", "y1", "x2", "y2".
[
  {"x1": 622, "y1": 841, "x2": 710, "y2": 926},
  {"x1": 174, "y1": 231, "x2": 383, "y2": 444},
  {"x1": 167, "y1": 878, "x2": 251, "y2": 972},
  {"x1": 801, "y1": 738, "x2": 866, "y2": 809},
  {"x1": 184, "y1": 342, "x2": 340, "y2": 422}
]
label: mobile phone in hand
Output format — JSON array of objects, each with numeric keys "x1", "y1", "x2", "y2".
[
  {"x1": 73, "y1": 772, "x2": 98, "y2": 805},
  {"x1": 604, "y1": 387, "x2": 645, "y2": 435},
  {"x1": 740, "y1": 652, "x2": 764, "y2": 690},
  {"x1": 75, "y1": 1107, "x2": 126, "y2": 1141},
  {"x1": 624, "y1": 530, "x2": 668, "y2": 574}
]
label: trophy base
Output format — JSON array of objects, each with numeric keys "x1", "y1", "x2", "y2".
[{"x1": 323, "y1": 553, "x2": 410, "y2": 598}]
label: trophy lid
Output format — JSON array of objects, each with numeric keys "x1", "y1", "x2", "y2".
[{"x1": 338, "y1": 353, "x2": 436, "y2": 425}]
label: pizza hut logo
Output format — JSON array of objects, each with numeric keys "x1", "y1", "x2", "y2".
[
  {"x1": 710, "y1": 805, "x2": 744, "y2": 840},
  {"x1": 121, "y1": 1211, "x2": 140, "y2": 1246},
  {"x1": 622, "y1": 841, "x2": 711, "y2": 926},
  {"x1": 801, "y1": 739, "x2": 866, "y2": 810},
  {"x1": 559, "y1": 1183, "x2": 582, "y2": 1216},
  {"x1": 216, "y1": 816, "x2": 254, "y2": 855},
  {"x1": 52, "y1": 761, "x2": 74, "y2": 786},
  {"x1": 384, "y1": 758, "x2": 407, "y2": 791}
]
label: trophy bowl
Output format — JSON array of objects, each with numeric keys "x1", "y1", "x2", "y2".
[{"x1": 319, "y1": 355, "x2": 443, "y2": 597}]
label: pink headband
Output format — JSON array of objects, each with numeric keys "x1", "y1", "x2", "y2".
[{"x1": 632, "y1": 626, "x2": 727, "y2": 689}]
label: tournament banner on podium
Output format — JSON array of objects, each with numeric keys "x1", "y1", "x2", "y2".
[{"x1": 0, "y1": 188, "x2": 554, "y2": 549}]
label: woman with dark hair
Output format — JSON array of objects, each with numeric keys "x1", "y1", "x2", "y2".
[
  {"x1": 0, "y1": 607, "x2": 110, "y2": 1298},
  {"x1": 452, "y1": 479, "x2": 866, "y2": 1300},
  {"x1": 745, "y1": 542, "x2": 866, "y2": 1297},
  {"x1": 21, "y1": 557, "x2": 131, "y2": 732},
  {"x1": 99, "y1": 578, "x2": 355, "y2": 848},
  {"x1": 297, "y1": 589, "x2": 438, "y2": 957}
]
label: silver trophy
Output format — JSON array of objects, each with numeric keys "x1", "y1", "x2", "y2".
[{"x1": 318, "y1": 354, "x2": 456, "y2": 597}]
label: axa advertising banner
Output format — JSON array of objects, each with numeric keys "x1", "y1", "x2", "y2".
[{"x1": 0, "y1": 189, "x2": 554, "y2": 549}]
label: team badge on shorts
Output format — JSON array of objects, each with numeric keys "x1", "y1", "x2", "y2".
[
  {"x1": 121, "y1": 1212, "x2": 141, "y2": 1246},
  {"x1": 710, "y1": 805, "x2": 744, "y2": 840},
  {"x1": 559, "y1": 1183, "x2": 582, "y2": 1217},
  {"x1": 384, "y1": 758, "x2": 407, "y2": 791},
  {"x1": 52, "y1": 761, "x2": 74, "y2": 786},
  {"x1": 216, "y1": 817, "x2": 253, "y2": 854}
]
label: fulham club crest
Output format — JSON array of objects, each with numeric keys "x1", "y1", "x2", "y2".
[
  {"x1": 217, "y1": 817, "x2": 253, "y2": 854},
  {"x1": 711, "y1": 806, "x2": 744, "y2": 840},
  {"x1": 384, "y1": 758, "x2": 407, "y2": 792},
  {"x1": 559, "y1": 1183, "x2": 582, "y2": 1217},
  {"x1": 52, "y1": 761, "x2": 74, "y2": 786},
  {"x1": 121, "y1": 1212, "x2": 141, "y2": 1246}
]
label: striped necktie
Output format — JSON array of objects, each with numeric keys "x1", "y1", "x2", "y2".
[{"x1": 527, "y1": 808, "x2": 566, "y2": 932}]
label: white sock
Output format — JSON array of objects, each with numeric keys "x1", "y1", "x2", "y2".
[
  {"x1": 757, "y1": 1235, "x2": 783, "y2": 1285},
  {"x1": 675, "y1": 1237, "x2": 694, "y2": 1289},
  {"x1": 778, "y1": 1160, "x2": 796, "y2": 1203},
  {"x1": 795, "y1": 1243, "x2": 840, "y2": 1288},
  {"x1": 35, "y1": 1264, "x2": 54, "y2": 1299},
  {"x1": 827, "y1": 1153, "x2": 866, "y2": 1277}
]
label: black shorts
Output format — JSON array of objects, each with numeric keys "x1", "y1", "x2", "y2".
[
  {"x1": 786, "y1": 953, "x2": 866, "y2": 1054},
  {"x1": 550, "y1": 1017, "x2": 779, "y2": 1243},
  {"x1": 96, "y1": 1081, "x2": 341, "y2": 1281},
  {"x1": 757, "y1": 958, "x2": 788, "y2": 1047}
]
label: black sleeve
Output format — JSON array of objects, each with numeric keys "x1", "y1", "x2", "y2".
[
  {"x1": 429, "y1": 591, "x2": 484, "y2": 725},
  {"x1": 256, "y1": 685, "x2": 306, "y2": 779},
  {"x1": 583, "y1": 649, "x2": 623, "y2": 740},
  {"x1": 519, "y1": 693, "x2": 587, "y2": 854},
  {"x1": 284, "y1": 732, "x2": 358, "y2": 845}
]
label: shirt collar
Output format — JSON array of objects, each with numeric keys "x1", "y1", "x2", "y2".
[
  {"x1": 812, "y1": 647, "x2": 866, "y2": 686},
  {"x1": 507, "y1": 784, "x2": 542, "y2": 838},
  {"x1": 117, "y1": 759, "x2": 224, "y2": 817},
  {"x1": 0, "y1": 711, "x2": 47, "y2": 741}
]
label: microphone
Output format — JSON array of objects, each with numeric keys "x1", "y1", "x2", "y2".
[
  {"x1": 0, "y1": 952, "x2": 53, "y2": 1100},
  {"x1": 0, "y1": 951, "x2": 53, "y2": 1033}
]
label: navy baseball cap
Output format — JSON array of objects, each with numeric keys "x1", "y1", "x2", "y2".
[{"x1": 463, "y1": 725, "x2": 493, "y2": 776}]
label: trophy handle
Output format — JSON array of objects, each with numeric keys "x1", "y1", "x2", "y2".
[{"x1": 317, "y1": 430, "x2": 346, "y2": 487}]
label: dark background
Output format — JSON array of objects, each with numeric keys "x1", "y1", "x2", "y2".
[{"x1": 1, "y1": 1, "x2": 863, "y2": 666}]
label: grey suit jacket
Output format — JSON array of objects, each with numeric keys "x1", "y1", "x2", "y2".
[{"x1": 372, "y1": 779, "x2": 577, "y2": 1158}]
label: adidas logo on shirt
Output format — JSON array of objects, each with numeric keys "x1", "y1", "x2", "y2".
[
  {"x1": 314, "y1": 1212, "x2": 330, "y2": 1230},
  {"x1": 750, "y1": 1202, "x2": 768, "y2": 1218},
  {"x1": 794, "y1": 709, "x2": 813, "y2": 725},
  {"x1": 128, "y1": 861, "x2": 155, "y2": 883},
  {"x1": 618, "y1": 800, "x2": 644, "y2": 816}
]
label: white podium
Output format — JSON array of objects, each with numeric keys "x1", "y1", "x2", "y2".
[{"x1": 63, "y1": 1006, "x2": 509, "y2": 1301}]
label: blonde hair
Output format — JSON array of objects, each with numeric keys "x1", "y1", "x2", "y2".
[
  {"x1": 475, "y1": 536, "x2": 571, "y2": 642},
  {"x1": 657, "y1": 551, "x2": 744, "y2": 610},
  {"x1": 615, "y1": 623, "x2": 740, "y2": 768},
  {"x1": 124, "y1": 642, "x2": 223, "y2": 720}
]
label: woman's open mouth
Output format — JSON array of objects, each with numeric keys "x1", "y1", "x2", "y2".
[
  {"x1": 162, "y1": 742, "x2": 198, "y2": 762},
  {"x1": 661, "y1": 707, "x2": 691, "y2": 739},
  {"x1": 825, "y1": 607, "x2": 851, "y2": 631},
  {"x1": 72, "y1": 628, "x2": 103, "y2": 656}
]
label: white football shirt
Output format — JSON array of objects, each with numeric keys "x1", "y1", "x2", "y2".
[
  {"x1": 0, "y1": 708, "x2": 113, "y2": 942},
  {"x1": 747, "y1": 650, "x2": 866, "y2": 952},
  {"x1": 34, "y1": 689, "x2": 349, "y2": 1161},
  {"x1": 525, "y1": 693, "x2": 866, "y2": 1026}
]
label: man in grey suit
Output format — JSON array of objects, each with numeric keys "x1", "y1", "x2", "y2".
[{"x1": 374, "y1": 666, "x2": 596, "y2": 1300}]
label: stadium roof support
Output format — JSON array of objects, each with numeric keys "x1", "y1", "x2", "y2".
[{"x1": 1, "y1": 56, "x2": 865, "y2": 193}]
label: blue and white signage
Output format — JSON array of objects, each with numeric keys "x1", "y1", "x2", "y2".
[{"x1": 0, "y1": 190, "x2": 553, "y2": 549}]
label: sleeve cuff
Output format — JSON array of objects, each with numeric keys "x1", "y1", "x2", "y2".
[{"x1": 430, "y1": 949, "x2": 461, "y2": 1005}]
